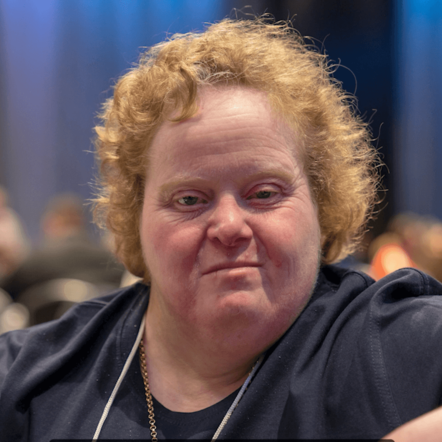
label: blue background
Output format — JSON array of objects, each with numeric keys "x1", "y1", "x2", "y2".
[{"x1": 0, "y1": 0, "x2": 439, "y2": 242}]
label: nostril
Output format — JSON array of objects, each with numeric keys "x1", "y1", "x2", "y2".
[
  {"x1": 208, "y1": 221, "x2": 253, "y2": 247},
  {"x1": 206, "y1": 196, "x2": 253, "y2": 246}
]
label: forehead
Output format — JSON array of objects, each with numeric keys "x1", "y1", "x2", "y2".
[{"x1": 147, "y1": 86, "x2": 302, "y2": 179}]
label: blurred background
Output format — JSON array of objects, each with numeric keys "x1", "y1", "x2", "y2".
[{"x1": 1, "y1": 0, "x2": 442, "y2": 327}]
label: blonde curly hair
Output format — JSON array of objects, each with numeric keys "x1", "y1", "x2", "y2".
[{"x1": 93, "y1": 17, "x2": 381, "y2": 280}]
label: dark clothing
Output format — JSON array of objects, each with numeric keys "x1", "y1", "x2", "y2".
[
  {"x1": 0, "y1": 265, "x2": 441, "y2": 441},
  {"x1": 0, "y1": 234, "x2": 124, "y2": 300},
  {"x1": 153, "y1": 387, "x2": 240, "y2": 439}
]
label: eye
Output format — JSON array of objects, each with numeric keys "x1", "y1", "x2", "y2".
[
  {"x1": 177, "y1": 196, "x2": 206, "y2": 206},
  {"x1": 246, "y1": 190, "x2": 276, "y2": 200},
  {"x1": 255, "y1": 190, "x2": 273, "y2": 199}
]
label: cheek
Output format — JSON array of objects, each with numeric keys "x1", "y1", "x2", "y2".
[
  {"x1": 266, "y1": 209, "x2": 320, "y2": 254},
  {"x1": 142, "y1": 215, "x2": 204, "y2": 281},
  {"x1": 261, "y1": 210, "x2": 321, "y2": 287}
]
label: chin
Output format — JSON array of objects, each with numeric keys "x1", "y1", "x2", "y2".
[
  {"x1": 204, "y1": 304, "x2": 295, "y2": 357},
  {"x1": 215, "y1": 288, "x2": 264, "y2": 311},
  {"x1": 204, "y1": 288, "x2": 289, "y2": 329}
]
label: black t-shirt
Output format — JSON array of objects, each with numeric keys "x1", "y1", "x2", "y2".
[
  {"x1": 120, "y1": 345, "x2": 241, "y2": 440},
  {"x1": 1, "y1": 265, "x2": 442, "y2": 441},
  {"x1": 153, "y1": 388, "x2": 239, "y2": 439}
]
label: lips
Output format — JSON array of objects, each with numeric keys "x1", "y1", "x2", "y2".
[{"x1": 203, "y1": 262, "x2": 261, "y2": 275}]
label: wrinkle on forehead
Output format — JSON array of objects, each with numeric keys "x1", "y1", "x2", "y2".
[{"x1": 148, "y1": 85, "x2": 302, "y2": 166}]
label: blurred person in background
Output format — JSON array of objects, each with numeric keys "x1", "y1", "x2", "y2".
[
  {"x1": 0, "y1": 193, "x2": 124, "y2": 300},
  {"x1": 0, "y1": 17, "x2": 442, "y2": 441},
  {"x1": 368, "y1": 222, "x2": 416, "y2": 281},
  {"x1": 0, "y1": 186, "x2": 30, "y2": 280},
  {"x1": 420, "y1": 218, "x2": 442, "y2": 281},
  {"x1": 369, "y1": 212, "x2": 442, "y2": 282}
]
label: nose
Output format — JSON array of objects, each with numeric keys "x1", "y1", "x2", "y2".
[{"x1": 207, "y1": 194, "x2": 253, "y2": 247}]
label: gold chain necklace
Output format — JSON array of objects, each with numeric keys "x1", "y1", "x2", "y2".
[
  {"x1": 139, "y1": 338, "x2": 159, "y2": 441},
  {"x1": 138, "y1": 338, "x2": 264, "y2": 441}
]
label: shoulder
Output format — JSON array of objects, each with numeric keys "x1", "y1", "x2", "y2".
[
  {"x1": 0, "y1": 282, "x2": 149, "y2": 389},
  {"x1": 309, "y1": 265, "x2": 442, "y2": 369},
  {"x1": 300, "y1": 266, "x2": 442, "y2": 427},
  {"x1": 317, "y1": 264, "x2": 441, "y2": 304}
]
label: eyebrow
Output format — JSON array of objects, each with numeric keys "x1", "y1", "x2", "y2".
[
  {"x1": 240, "y1": 169, "x2": 296, "y2": 184},
  {"x1": 158, "y1": 168, "x2": 296, "y2": 200}
]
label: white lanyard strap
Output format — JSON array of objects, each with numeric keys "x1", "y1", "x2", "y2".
[{"x1": 92, "y1": 313, "x2": 146, "y2": 440}]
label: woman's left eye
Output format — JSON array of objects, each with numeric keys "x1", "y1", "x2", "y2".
[
  {"x1": 255, "y1": 190, "x2": 273, "y2": 199},
  {"x1": 247, "y1": 190, "x2": 276, "y2": 200}
]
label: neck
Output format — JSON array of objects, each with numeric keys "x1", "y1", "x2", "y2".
[{"x1": 142, "y1": 305, "x2": 263, "y2": 412}]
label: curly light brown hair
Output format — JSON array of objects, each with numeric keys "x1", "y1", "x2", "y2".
[{"x1": 93, "y1": 17, "x2": 381, "y2": 280}]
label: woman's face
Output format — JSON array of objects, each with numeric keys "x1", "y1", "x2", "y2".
[{"x1": 140, "y1": 86, "x2": 321, "y2": 350}]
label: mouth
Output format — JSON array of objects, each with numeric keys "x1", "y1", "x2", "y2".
[{"x1": 203, "y1": 262, "x2": 262, "y2": 275}]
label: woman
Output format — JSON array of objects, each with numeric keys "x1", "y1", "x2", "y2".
[{"x1": 1, "y1": 17, "x2": 441, "y2": 441}]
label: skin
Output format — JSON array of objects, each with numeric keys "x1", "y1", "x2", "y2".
[
  {"x1": 139, "y1": 85, "x2": 322, "y2": 411},
  {"x1": 383, "y1": 406, "x2": 442, "y2": 441}
]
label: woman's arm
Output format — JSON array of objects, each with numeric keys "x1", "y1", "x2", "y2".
[{"x1": 383, "y1": 406, "x2": 442, "y2": 442}]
